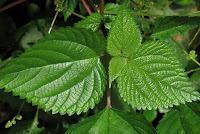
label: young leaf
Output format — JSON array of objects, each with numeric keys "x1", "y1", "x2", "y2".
[
  {"x1": 65, "y1": 108, "x2": 156, "y2": 134},
  {"x1": 152, "y1": 16, "x2": 200, "y2": 40},
  {"x1": 0, "y1": 28, "x2": 107, "y2": 115},
  {"x1": 74, "y1": 13, "x2": 103, "y2": 32},
  {"x1": 157, "y1": 102, "x2": 200, "y2": 134},
  {"x1": 107, "y1": 5, "x2": 142, "y2": 57},
  {"x1": 55, "y1": 0, "x2": 78, "y2": 21},
  {"x1": 109, "y1": 56, "x2": 127, "y2": 87},
  {"x1": 117, "y1": 41, "x2": 200, "y2": 110}
]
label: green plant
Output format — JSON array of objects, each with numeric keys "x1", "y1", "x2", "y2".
[{"x1": 1, "y1": 0, "x2": 200, "y2": 133}]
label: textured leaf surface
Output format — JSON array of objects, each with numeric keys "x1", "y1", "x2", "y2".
[
  {"x1": 157, "y1": 102, "x2": 200, "y2": 134},
  {"x1": 117, "y1": 41, "x2": 200, "y2": 110},
  {"x1": 109, "y1": 56, "x2": 127, "y2": 87},
  {"x1": 152, "y1": 16, "x2": 200, "y2": 40},
  {"x1": 0, "y1": 28, "x2": 107, "y2": 115},
  {"x1": 57, "y1": 0, "x2": 78, "y2": 21},
  {"x1": 107, "y1": 5, "x2": 142, "y2": 57},
  {"x1": 65, "y1": 108, "x2": 156, "y2": 134},
  {"x1": 74, "y1": 13, "x2": 103, "y2": 32},
  {"x1": 39, "y1": 27, "x2": 106, "y2": 55}
]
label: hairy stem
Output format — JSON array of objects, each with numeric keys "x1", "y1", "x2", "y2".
[
  {"x1": 81, "y1": 0, "x2": 92, "y2": 15},
  {"x1": 0, "y1": 0, "x2": 26, "y2": 12},
  {"x1": 48, "y1": 11, "x2": 59, "y2": 34}
]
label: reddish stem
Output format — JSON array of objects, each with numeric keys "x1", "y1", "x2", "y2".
[
  {"x1": 81, "y1": 0, "x2": 92, "y2": 15},
  {"x1": 0, "y1": 0, "x2": 26, "y2": 12}
]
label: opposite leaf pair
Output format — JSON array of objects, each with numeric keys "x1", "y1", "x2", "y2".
[{"x1": 0, "y1": 3, "x2": 199, "y2": 116}]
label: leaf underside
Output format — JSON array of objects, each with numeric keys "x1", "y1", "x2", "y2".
[
  {"x1": 65, "y1": 108, "x2": 156, "y2": 134},
  {"x1": 117, "y1": 41, "x2": 200, "y2": 110},
  {"x1": 0, "y1": 27, "x2": 107, "y2": 115},
  {"x1": 152, "y1": 16, "x2": 200, "y2": 40},
  {"x1": 157, "y1": 102, "x2": 200, "y2": 134}
]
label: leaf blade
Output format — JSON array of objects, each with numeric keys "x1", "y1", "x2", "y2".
[
  {"x1": 0, "y1": 28, "x2": 107, "y2": 116},
  {"x1": 117, "y1": 41, "x2": 200, "y2": 110},
  {"x1": 152, "y1": 16, "x2": 200, "y2": 40},
  {"x1": 107, "y1": 5, "x2": 142, "y2": 57},
  {"x1": 65, "y1": 108, "x2": 156, "y2": 134}
]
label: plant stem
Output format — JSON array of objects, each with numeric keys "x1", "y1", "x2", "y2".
[
  {"x1": 17, "y1": 100, "x2": 25, "y2": 115},
  {"x1": 48, "y1": 11, "x2": 59, "y2": 34},
  {"x1": 106, "y1": 53, "x2": 111, "y2": 108},
  {"x1": 67, "y1": 9, "x2": 86, "y2": 19},
  {"x1": 29, "y1": 107, "x2": 39, "y2": 134},
  {"x1": 81, "y1": 0, "x2": 92, "y2": 15},
  {"x1": 186, "y1": 67, "x2": 200, "y2": 74},
  {"x1": 0, "y1": 0, "x2": 26, "y2": 12},
  {"x1": 188, "y1": 26, "x2": 200, "y2": 47},
  {"x1": 100, "y1": 0, "x2": 105, "y2": 16}
]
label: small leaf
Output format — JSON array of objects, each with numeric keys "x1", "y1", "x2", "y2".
[
  {"x1": 117, "y1": 41, "x2": 200, "y2": 110},
  {"x1": 74, "y1": 13, "x2": 103, "y2": 32},
  {"x1": 0, "y1": 27, "x2": 107, "y2": 115},
  {"x1": 65, "y1": 108, "x2": 156, "y2": 134},
  {"x1": 109, "y1": 56, "x2": 127, "y2": 87},
  {"x1": 55, "y1": 0, "x2": 78, "y2": 21},
  {"x1": 152, "y1": 16, "x2": 200, "y2": 40},
  {"x1": 157, "y1": 102, "x2": 200, "y2": 134},
  {"x1": 143, "y1": 110, "x2": 157, "y2": 122},
  {"x1": 107, "y1": 5, "x2": 142, "y2": 57},
  {"x1": 188, "y1": 50, "x2": 197, "y2": 59}
]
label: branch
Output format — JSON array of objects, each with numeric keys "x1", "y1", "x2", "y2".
[
  {"x1": 81, "y1": 0, "x2": 92, "y2": 15},
  {"x1": 0, "y1": 0, "x2": 26, "y2": 12},
  {"x1": 48, "y1": 11, "x2": 59, "y2": 34}
]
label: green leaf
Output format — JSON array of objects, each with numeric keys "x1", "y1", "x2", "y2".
[
  {"x1": 39, "y1": 27, "x2": 106, "y2": 55},
  {"x1": 55, "y1": 0, "x2": 78, "y2": 21},
  {"x1": 109, "y1": 56, "x2": 127, "y2": 87},
  {"x1": 107, "y1": 5, "x2": 142, "y2": 57},
  {"x1": 74, "y1": 13, "x2": 103, "y2": 32},
  {"x1": 157, "y1": 102, "x2": 200, "y2": 134},
  {"x1": 152, "y1": 16, "x2": 200, "y2": 40},
  {"x1": 143, "y1": 110, "x2": 157, "y2": 122},
  {"x1": 190, "y1": 70, "x2": 200, "y2": 91},
  {"x1": 117, "y1": 41, "x2": 200, "y2": 110},
  {"x1": 0, "y1": 27, "x2": 107, "y2": 115},
  {"x1": 65, "y1": 108, "x2": 156, "y2": 134},
  {"x1": 104, "y1": 3, "x2": 121, "y2": 12}
]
